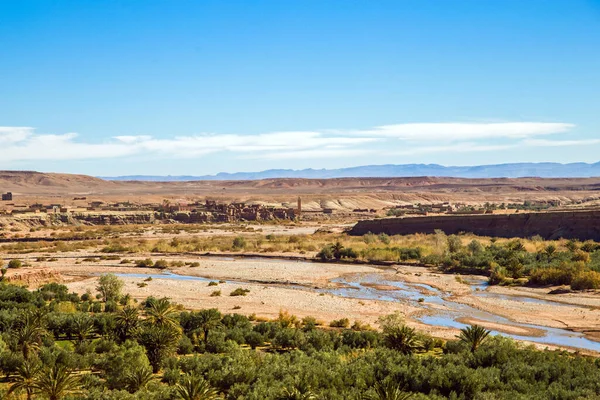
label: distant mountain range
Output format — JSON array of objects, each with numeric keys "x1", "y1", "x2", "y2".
[{"x1": 101, "y1": 162, "x2": 600, "y2": 181}]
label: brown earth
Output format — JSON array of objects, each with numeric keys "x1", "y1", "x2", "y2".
[{"x1": 2, "y1": 171, "x2": 600, "y2": 212}]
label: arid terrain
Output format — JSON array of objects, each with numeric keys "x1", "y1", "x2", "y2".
[
  {"x1": 3, "y1": 171, "x2": 600, "y2": 212},
  {"x1": 2, "y1": 220, "x2": 600, "y2": 354},
  {"x1": 1, "y1": 171, "x2": 600, "y2": 355}
]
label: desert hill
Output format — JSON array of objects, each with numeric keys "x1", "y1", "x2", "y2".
[
  {"x1": 2, "y1": 171, "x2": 600, "y2": 210},
  {"x1": 0, "y1": 171, "x2": 114, "y2": 192}
]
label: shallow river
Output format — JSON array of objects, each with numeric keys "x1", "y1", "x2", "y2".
[{"x1": 115, "y1": 267, "x2": 600, "y2": 352}]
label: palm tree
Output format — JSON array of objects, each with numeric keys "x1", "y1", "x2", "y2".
[
  {"x1": 6, "y1": 358, "x2": 42, "y2": 400},
  {"x1": 138, "y1": 325, "x2": 181, "y2": 373},
  {"x1": 196, "y1": 309, "x2": 222, "y2": 345},
  {"x1": 124, "y1": 364, "x2": 154, "y2": 393},
  {"x1": 31, "y1": 365, "x2": 80, "y2": 400},
  {"x1": 280, "y1": 382, "x2": 317, "y2": 400},
  {"x1": 331, "y1": 242, "x2": 344, "y2": 260},
  {"x1": 458, "y1": 325, "x2": 491, "y2": 353},
  {"x1": 175, "y1": 372, "x2": 220, "y2": 400},
  {"x1": 364, "y1": 381, "x2": 413, "y2": 400},
  {"x1": 383, "y1": 325, "x2": 421, "y2": 355},
  {"x1": 72, "y1": 314, "x2": 95, "y2": 343},
  {"x1": 12, "y1": 311, "x2": 47, "y2": 359},
  {"x1": 545, "y1": 244, "x2": 557, "y2": 258},
  {"x1": 145, "y1": 297, "x2": 181, "y2": 332},
  {"x1": 115, "y1": 306, "x2": 140, "y2": 342}
]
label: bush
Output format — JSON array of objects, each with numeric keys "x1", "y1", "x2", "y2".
[
  {"x1": 8, "y1": 259, "x2": 22, "y2": 269},
  {"x1": 177, "y1": 335, "x2": 194, "y2": 355},
  {"x1": 340, "y1": 247, "x2": 358, "y2": 259},
  {"x1": 232, "y1": 236, "x2": 246, "y2": 250},
  {"x1": 329, "y1": 318, "x2": 350, "y2": 328},
  {"x1": 210, "y1": 290, "x2": 221, "y2": 297},
  {"x1": 136, "y1": 258, "x2": 154, "y2": 268},
  {"x1": 154, "y1": 259, "x2": 169, "y2": 269},
  {"x1": 230, "y1": 288, "x2": 250, "y2": 296},
  {"x1": 571, "y1": 271, "x2": 600, "y2": 290},
  {"x1": 245, "y1": 331, "x2": 264, "y2": 349},
  {"x1": 378, "y1": 233, "x2": 391, "y2": 245},
  {"x1": 363, "y1": 232, "x2": 377, "y2": 244},
  {"x1": 104, "y1": 300, "x2": 118, "y2": 312},
  {"x1": 317, "y1": 246, "x2": 334, "y2": 261},
  {"x1": 529, "y1": 262, "x2": 584, "y2": 286}
]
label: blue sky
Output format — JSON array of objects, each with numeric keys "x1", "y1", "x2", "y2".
[{"x1": 1, "y1": 0, "x2": 599, "y2": 175}]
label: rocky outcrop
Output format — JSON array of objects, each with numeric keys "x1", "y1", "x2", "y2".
[
  {"x1": 349, "y1": 211, "x2": 600, "y2": 241},
  {"x1": 5, "y1": 268, "x2": 62, "y2": 288},
  {"x1": 68, "y1": 212, "x2": 155, "y2": 225}
]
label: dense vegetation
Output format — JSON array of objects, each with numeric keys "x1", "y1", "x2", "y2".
[
  {"x1": 317, "y1": 231, "x2": 600, "y2": 290},
  {"x1": 3, "y1": 218, "x2": 600, "y2": 290},
  {"x1": 0, "y1": 277, "x2": 598, "y2": 399}
]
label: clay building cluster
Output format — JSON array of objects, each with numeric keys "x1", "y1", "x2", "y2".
[{"x1": 169, "y1": 199, "x2": 301, "y2": 223}]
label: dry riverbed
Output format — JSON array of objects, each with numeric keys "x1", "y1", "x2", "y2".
[{"x1": 4, "y1": 251, "x2": 600, "y2": 351}]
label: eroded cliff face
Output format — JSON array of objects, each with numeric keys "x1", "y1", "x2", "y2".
[
  {"x1": 1, "y1": 212, "x2": 156, "y2": 229},
  {"x1": 4, "y1": 268, "x2": 62, "y2": 288},
  {"x1": 61, "y1": 212, "x2": 156, "y2": 225},
  {"x1": 350, "y1": 211, "x2": 600, "y2": 241}
]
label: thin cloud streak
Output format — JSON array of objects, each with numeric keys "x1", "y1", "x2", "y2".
[
  {"x1": 386, "y1": 143, "x2": 517, "y2": 156},
  {"x1": 521, "y1": 138, "x2": 600, "y2": 147},
  {"x1": 358, "y1": 122, "x2": 574, "y2": 141}
]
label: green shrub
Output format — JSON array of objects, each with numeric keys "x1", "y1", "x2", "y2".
[
  {"x1": 232, "y1": 236, "x2": 246, "y2": 249},
  {"x1": 317, "y1": 246, "x2": 334, "y2": 260},
  {"x1": 329, "y1": 318, "x2": 350, "y2": 328},
  {"x1": 136, "y1": 258, "x2": 154, "y2": 268},
  {"x1": 378, "y1": 233, "x2": 391, "y2": 245},
  {"x1": 571, "y1": 271, "x2": 600, "y2": 290},
  {"x1": 230, "y1": 288, "x2": 250, "y2": 296},
  {"x1": 245, "y1": 331, "x2": 264, "y2": 349},
  {"x1": 8, "y1": 259, "x2": 22, "y2": 269},
  {"x1": 363, "y1": 232, "x2": 377, "y2": 244}
]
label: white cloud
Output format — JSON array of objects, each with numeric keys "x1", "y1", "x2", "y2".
[
  {"x1": 114, "y1": 135, "x2": 152, "y2": 143},
  {"x1": 0, "y1": 126, "x2": 34, "y2": 145},
  {"x1": 387, "y1": 142, "x2": 518, "y2": 156},
  {"x1": 0, "y1": 121, "x2": 586, "y2": 165},
  {"x1": 0, "y1": 127, "x2": 379, "y2": 162},
  {"x1": 521, "y1": 138, "x2": 600, "y2": 147},
  {"x1": 359, "y1": 122, "x2": 574, "y2": 141},
  {"x1": 245, "y1": 148, "x2": 375, "y2": 160}
]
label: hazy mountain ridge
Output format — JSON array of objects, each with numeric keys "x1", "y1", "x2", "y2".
[{"x1": 102, "y1": 162, "x2": 600, "y2": 181}]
